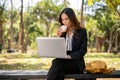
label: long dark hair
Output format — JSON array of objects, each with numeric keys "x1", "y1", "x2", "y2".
[{"x1": 58, "y1": 7, "x2": 82, "y2": 30}]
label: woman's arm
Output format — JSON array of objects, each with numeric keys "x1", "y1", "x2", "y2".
[{"x1": 70, "y1": 28, "x2": 87, "y2": 59}]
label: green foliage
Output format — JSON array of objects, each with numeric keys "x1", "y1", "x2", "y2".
[
  {"x1": 6, "y1": 9, "x2": 19, "y2": 22},
  {"x1": 28, "y1": 23, "x2": 44, "y2": 47},
  {"x1": 0, "y1": 6, "x2": 4, "y2": 19},
  {"x1": 86, "y1": 17, "x2": 97, "y2": 46},
  {"x1": 85, "y1": 1, "x2": 119, "y2": 52},
  {"x1": 88, "y1": 0, "x2": 94, "y2": 6},
  {"x1": 30, "y1": 0, "x2": 67, "y2": 37},
  {"x1": 93, "y1": 5, "x2": 119, "y2": 38},
  {"x1": 105, "y1": 0, "x2": 120, "y2": 10},
  {"x1": 23, "y1": 0, "x2": 68, "y2": 49},
  {"x1": 20, "y1": 0, "x2": 67, "y2": 49},
  {"x1": 87, "y1": 0, "x2": 120, "y2": 15}
]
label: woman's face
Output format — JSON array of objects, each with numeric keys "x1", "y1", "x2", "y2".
[{"x1": 61, "y1": 13, "x2": 72, "y2": 28}]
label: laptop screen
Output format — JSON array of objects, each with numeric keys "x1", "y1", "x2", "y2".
[{"x1": 36, "y1": 37, "x2": 67, "y2": 58}]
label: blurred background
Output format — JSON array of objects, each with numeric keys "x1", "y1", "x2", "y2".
[
  {"x1": 0, "y1": 0, "x2": 120, "y2": 71},
  {"x1": 0, "y1": 0, "x2": 120, "y2": 54}
]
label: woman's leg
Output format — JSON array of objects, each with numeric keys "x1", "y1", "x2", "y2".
[
  {"x1": 46, "y1": 59, "x2": 65, "y2": 80},
  {"x1": 63, "y1": 59, "x2": 84, "y2": 74}
]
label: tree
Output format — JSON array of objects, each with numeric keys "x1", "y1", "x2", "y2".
[
  {"x1": 106, "y1": 0, "x2": 120, "y2": 16},
  {"x1": 87, "y1": 0, "x2": 120, "y2": 16},
  {"x1": 0, "y1": 0, "x2": 7, "y2": 53},
  {"x1": 9, "y1": 0, "x2": 13, "y2": 50},
  {"x1": 86, "y1": 0, "x2": 120, "y2": 53},
  {"x1": 85, "y1": 17, "x2": 97, "y2": 52},
  {"x1": 18, "y1": 0, "x2": 25, "y2": 52},
  {"x1": 95, "y1": 6, "x2": 119, "y2": 53},
  {"x1": 80, "y1": 0, "x2": 84, "y2": 27}
]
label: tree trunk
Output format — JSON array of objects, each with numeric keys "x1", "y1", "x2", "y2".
[
  {"x1": 0, "y1": 0, "x2": 7, "y2": 53},
  {"x1": 18, "y1": 0, "x2": 25, "y2": 53},
  {"x1": 107, "y1": 29, "x2": 113, "y2": 53},
  {"x1": 96, "y1": 36, "x2": 100, "y2": 52},
  {"x1": 96, "y1": 36, "x2": 104, "y2": 52},
  {"x1": 113, "y1": 28, "x2": 119, "y2": 54},
  {"x1": 10, "y1": 0, "x2": 13, "y2": 50},
  {"x1": 0, "y1": 21, "x2": 3, "y2": 53},
  {"x1": 46, "y1": 22, "x2": 50, "y2": 37},
  {"x1": 24, "y1": 30, "x2": 28, "y2": 52},
  {"x1": 80, "y1": 0, "x2": 84, "y2": 27}
]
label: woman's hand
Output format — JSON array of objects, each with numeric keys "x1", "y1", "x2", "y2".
[
  {"x1": 66, "y1": 55, "x2": 72, "y2": 59},
  {"x1": 56, "y1": 25, "x2": 67, "y2": 37},
  {"x1": 56, "y1": 28, "x2": 63, "y2": 37}
]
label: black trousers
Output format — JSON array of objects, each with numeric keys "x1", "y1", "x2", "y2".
[{"x1": 46, "y1": 58, "x2": 84, "y2": 80}]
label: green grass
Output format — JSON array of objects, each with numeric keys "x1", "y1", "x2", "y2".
[
  {"x1": 0, "y1": 53, "x2": 53, "y2": 70},
  {"x1": 0, "y1": 52, "x2": 120, "y2": 70}
]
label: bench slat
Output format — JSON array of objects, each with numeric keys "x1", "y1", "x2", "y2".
[{"x1": 0, "y1": 70, "x2": 120, "y2": 79}]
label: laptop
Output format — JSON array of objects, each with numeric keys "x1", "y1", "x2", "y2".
[{"x1": 36, "y1": 37, "x2": 67, "y2": 58}]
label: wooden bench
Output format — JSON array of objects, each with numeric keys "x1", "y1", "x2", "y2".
[{"x1": 0, "y1": 70, "x2": 120, "y2": 80}]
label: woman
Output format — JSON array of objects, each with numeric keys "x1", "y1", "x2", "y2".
[{"x1": 46, "y1": 7, "x2": 87, "y2": 80}]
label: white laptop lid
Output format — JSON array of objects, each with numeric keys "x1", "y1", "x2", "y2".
[{"x1": 36, "y1": 37, "x2": 67, "y2": 58}]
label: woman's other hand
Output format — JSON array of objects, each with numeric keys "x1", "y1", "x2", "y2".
[{"x1": 66, "y1": 55, "x2": 71, "y2": 59}]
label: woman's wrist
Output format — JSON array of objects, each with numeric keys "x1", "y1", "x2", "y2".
[{"x1": 66, "y1": 55, "x2": 71, "y2": 59}]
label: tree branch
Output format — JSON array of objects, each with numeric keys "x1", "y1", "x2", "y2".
[{"x1": 109, "y1": 0, "x2": 120, "y2": 16}]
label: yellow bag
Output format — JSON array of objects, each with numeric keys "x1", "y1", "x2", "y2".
[{"x1": 84, "y1": 60, "x2": 115, "y2": 74}]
